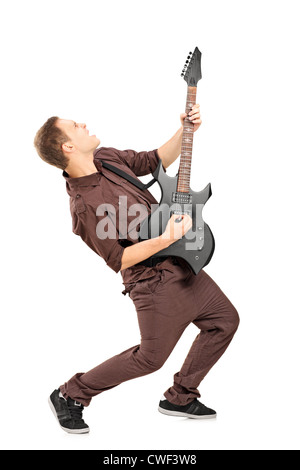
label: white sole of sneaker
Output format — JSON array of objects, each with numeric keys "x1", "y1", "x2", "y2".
[
  {"x1": 48, "y1": 396, "x2": 90, "y2": 434},
  {"x1": 158, "y1": 406, "x2": 217, "y2": 419}
]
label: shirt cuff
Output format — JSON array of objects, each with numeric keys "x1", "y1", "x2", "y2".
[{"x1": 105, "y1": 241, "x2": 125, "y2": 273}]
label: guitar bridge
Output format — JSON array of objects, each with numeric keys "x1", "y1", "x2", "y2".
[
  {"x1": 172, "y1": 192, "x2": 192, "y2": 204},
  {"x1": 171, "y1": 209, "x2": 192, "y2": 217}
]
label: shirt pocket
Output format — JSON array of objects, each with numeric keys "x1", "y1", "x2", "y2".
[
  {"x1": 70, "y1": 194, "x2": 86, "y2": 233},
  {"x1": 122, "y1": 269, "x2": 166, "y2": 298},
  {"x1": 108, "y1": 193, "x2": 150, "y2": 241}
]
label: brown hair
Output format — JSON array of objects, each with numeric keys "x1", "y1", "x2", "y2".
[{"x1": 34, "y1": 116, "x2": 70, "y2": 170}]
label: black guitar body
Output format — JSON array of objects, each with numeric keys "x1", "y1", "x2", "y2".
[{"x1": 139, "y1": 160, "x2": 215, "y2": 275}]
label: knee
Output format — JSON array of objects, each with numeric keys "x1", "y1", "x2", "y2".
[
  {"x1": 140, "y1": 352, "x2": 167, "y2": 374},
  {"x1": 146, "y1": 357, "x2": 166, "y2": 373}
]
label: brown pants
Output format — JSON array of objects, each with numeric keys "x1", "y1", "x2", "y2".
[{"x1": 60, "y1": 258, "x2": 239, "y2": 407}]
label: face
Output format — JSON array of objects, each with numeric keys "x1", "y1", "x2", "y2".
[{"x1": 56, "y1": 119, "x2": 100, "y2": 154}]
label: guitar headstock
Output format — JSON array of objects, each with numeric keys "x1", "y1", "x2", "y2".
[{"x1": 181, "y1": 47, "x2": 202, "y2": 86}]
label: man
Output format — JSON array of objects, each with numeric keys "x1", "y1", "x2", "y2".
[{"x1": 34, "y1": 106, "x2": 239, "y2": 434}]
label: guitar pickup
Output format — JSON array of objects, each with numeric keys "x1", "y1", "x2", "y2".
[{"x1": 172, "y1": 192, "x2": 192, "y2": 204}]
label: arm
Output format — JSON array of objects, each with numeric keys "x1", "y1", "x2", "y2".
[
  {"x1": 157, "y1": 104, "x2": 202, "y2": 169},
  {"x1": 120, "y1": 214, "x2": 192, "y2": 270},
  {"x1": 120, "y1": 235, "x2": 171, "y2": 271},
  {"x1": 157, "y1": 127, "x2": 183, "y2": 169}
]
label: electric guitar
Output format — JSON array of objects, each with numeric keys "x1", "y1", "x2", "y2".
[{"x1": 139, "y1": 47, "x2": 215, "y2": 275}]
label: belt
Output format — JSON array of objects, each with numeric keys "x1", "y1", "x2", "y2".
[{"x1": 136, "y1": 256, "x2": 179, "y2": 268}]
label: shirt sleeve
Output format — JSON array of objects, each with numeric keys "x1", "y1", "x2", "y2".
[
  {"x1": 72, "y1": 205, "x2": 126, "y2": 274},
  {"x1": 117, "y1": 148, "x2": 166, "y2": 176}
]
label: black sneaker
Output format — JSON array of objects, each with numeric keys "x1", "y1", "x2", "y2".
[
  {"x1": 158, "y1": 397, "x2": 216, "y2": 419},
  {"x1": 48, "y1": 388, "x2": 90, "y2": 434}
]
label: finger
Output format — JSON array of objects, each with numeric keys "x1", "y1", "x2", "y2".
[
  {"x1": 189, "y1": 113, "x2": 201, "y2": 122},
  {"x1": 189, "y1": 112, "x2": 200, "y2": 120},
  {"x1": 182, "y1": 215, "x2": 192, "y2": 225},
  {"x1": 188, "y1": 109, "x2": 198, "y2": 116},
  {"x1": 189, "y1": 117, "x2": 200, "y2": 123},
  {"x1": 189, "y1": 104, "x2": 200, "y2": 112},
  {"x1": 189, "y1": 104, "x2": 200, "y2": 114}
]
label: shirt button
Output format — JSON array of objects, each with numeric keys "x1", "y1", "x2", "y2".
[{"x1": 76, "y1": 194, "x2": 80, "y2": 198}]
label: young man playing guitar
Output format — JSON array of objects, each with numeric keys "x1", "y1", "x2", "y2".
[{"x1": 34, "y1": 102, "x2": 239, "y2": 434}]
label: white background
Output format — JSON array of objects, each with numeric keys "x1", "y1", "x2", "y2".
[{"x1": 1, "y1": 0, "x2": 299, "y2": 451}]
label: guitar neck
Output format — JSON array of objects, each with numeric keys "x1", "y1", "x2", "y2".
[{"x1": 177, "y1": 86, "x2": 197, "y2": 193}]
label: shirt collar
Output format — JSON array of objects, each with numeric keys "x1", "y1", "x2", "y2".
[{"x1": 62, "y1": 152, "x2": 103, "y2": 196}]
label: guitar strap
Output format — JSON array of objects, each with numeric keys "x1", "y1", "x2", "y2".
[{"x1": 100, "y1": 160, "x2": 157, "y2": 191}]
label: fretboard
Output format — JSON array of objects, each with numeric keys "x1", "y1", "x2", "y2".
[{"x1": 177, "y1": 86, "x2": 197, "y2": 193}]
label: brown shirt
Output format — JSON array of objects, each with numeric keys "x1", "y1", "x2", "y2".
[{"x1": 63, "y1": 146, "x2": 166, "y2": 282}]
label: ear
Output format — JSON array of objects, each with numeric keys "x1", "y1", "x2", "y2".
[{"x1": 62, "y1": 142, "x2": 75, "y2": 154}]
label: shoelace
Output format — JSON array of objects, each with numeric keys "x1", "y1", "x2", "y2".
[{"x1": 68, "y1": 400, "x2": 84, "y2": 422}]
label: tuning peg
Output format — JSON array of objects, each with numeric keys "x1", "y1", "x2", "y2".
[{"x1": 189, "y1": 51, "x2": 192, "y2": 54}]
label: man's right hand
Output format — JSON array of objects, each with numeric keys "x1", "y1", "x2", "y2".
[
  {"x1": 120, "y1": 213, "x2": 192, "y2": 271},
  {"x1": 162, "y1": 213, "x2": 193, "y2": 243}
]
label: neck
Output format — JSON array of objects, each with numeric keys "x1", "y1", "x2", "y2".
[
  {"x1": 177, "y1": 86, "x2": 197, "y2": 192},
  {"x1": 65, "y1": 152, "x2": 98, "y2": 178}
]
